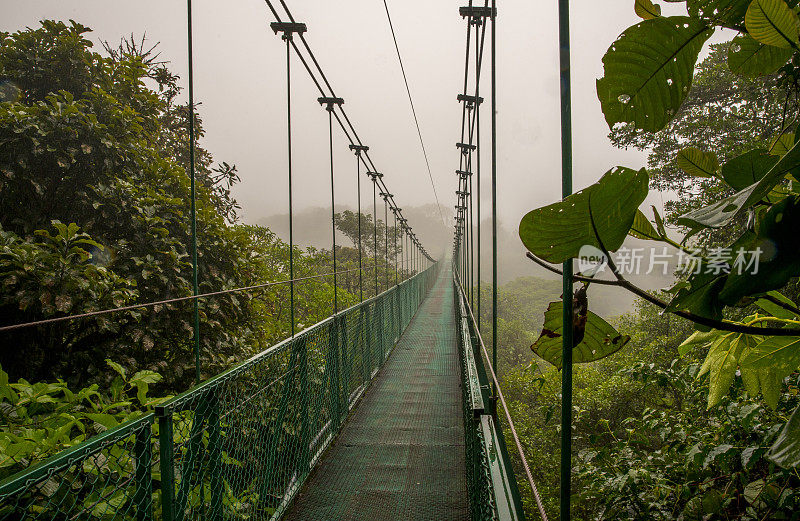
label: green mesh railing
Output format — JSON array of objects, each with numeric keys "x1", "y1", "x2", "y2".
[
  {"x1": 0, "y1": 266, "x2": 437, "y2": 521},
  {"x1": 454, "y1": 274, "x2": 526, "y2": 521}
]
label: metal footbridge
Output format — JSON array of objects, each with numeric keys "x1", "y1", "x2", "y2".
[
  {"x1": 0, "y1": 0, "x2": 557, "y2": 519},
  {"x1": 0, "y1": 264, "x2": 526, "y2": 520}
]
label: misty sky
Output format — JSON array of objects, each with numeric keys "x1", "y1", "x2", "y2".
[{"x1": 5, "y1": 0, "x2": 734, "y2": 258}]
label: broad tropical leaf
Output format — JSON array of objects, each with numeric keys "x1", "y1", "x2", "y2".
[
  {"x1": 745, "y1": 0, "x2": 800, "y2": 49},
  {"x1": 698, "y1": 331, "x2": 760, "y2": 408},
  {"x1": 755, "y1": 291, "x2": 799, "y2": 319},
  {"x1": 635, "y1": 0, "x2": 662, "y2": 19},
  {"x1": 770, "y1": 132, "x2": 795, "y2": 156},
  {"x1": 678, "y1": 139, "x2": 800, "y2": 228},
  {"x1": 519, "y1": 167, "x2": 648, "y2": 263},
  {"x1": 769, "y1": 404, "x2": 800, "y2": 467},
  {"x1": 719, "y1": 195, "x2": 800, "y2": 305},
  {"x1": 678, "y1": 330, "x2": 720, "y2": 356},
  {"x1": 596, "y1": 16, "x2": 713, "y2": 132},
  {"x1": 727, "y1": 34, "x2": 792, "y2": 76},
  {"x1": 739, "y1": 338, "x2": 794, "y2": 408},
  {"x1": 677, "y1": 147, "x2": 719, "y2": 177},
  {"x1": 688, "y1": 0, "x2": 750, "y2": 25},
  {"x1": 628, "y1": 208, "x2": 662, "y2": 240},
  {"x1": 531, "y1": 301, "x2": 630, "y2": 369},
  {"x1": 720, "y1": 148, "x2": 777, "y2": 190}
]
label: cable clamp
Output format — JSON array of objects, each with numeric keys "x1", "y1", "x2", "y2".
[
  {"x1": 270, "y1": 22, "x2": 308, "y2": 41},
  {"x1": 456, "y1": 143, "x2": 476, "y2": 154},
  {"x1": 318, "y1": 96, "x2": 344, "y2": 111},
  {"x1": 457, "y1": 94, "x2": 484, "y2": 106},
  {"x1": 349, "y1": 144, "x2": 370, "y2": 156},
  {"x1": 366, "y1": 171, "x2": 384, "y2": 180},
  {"x1": 456, "y1": 169, "x2": 472, "y2": 178}
]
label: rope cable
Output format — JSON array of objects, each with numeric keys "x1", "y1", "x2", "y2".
[
  {"x1": 0, "y1": 265, "x2": 379, "y2": 334},
  {"x1": 263, "y1": 0, "x2": 434, "y2": 263},
  {"x1": 380, "y1": 0, "x2": 445, "y2": 227}
]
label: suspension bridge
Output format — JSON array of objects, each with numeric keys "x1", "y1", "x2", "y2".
[{"x1": 0, "y1": 0, "x2": 577, "y2": 519}]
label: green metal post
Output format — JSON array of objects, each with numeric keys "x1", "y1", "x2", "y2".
[
  {"x1": 156, "y1": 409, "x2": 175, "y2": 521},
  {"x1": 490, "y1": 0, "x2": 498, "y2": 404},
  {"x1": 134, "y1": 421, "x2": 153, "y2": 521},
  {"x1": 559, "y1": 0, "x2": 574, "y2": 517},
  {"x1": 475, "y1": 21, "x2": 482, "y2": 333},
  {"x1": 187, "y1": 0, "x2": 200, "y2": 385}
]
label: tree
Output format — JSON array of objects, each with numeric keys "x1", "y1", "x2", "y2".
[
  {"x1": 0, "y1": 21, "x2": 250, "y2": 388},
  {"x1": 518, "y1": 0, "x2": 800, "y2": 467},
  {"x1": 333, "y1": 210, "x2": 400, "y2": 258}
]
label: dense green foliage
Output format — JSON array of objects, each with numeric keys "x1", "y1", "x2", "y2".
[{"x1": 517, "y1": 0, "x2": 800, "y2": 490}]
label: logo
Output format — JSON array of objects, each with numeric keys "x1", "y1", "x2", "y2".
[{"x1": 578, "y1": 245, "x2": 607, "y2": 276}]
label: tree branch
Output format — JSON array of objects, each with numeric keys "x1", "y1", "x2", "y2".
[
  {"x1": 762, "y1": 294, "x2": 800, "y2": 317},
  {"x1": 524, "y1": 251, "x2": 800, "y2": 337}
]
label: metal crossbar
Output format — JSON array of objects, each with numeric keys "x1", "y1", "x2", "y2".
[{"x1": 0, "y1": 267, "x2": 437, "y2": 521}]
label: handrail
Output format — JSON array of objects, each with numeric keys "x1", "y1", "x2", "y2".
[{"x1": 454, "y1": 272, "x2": 549, "y2": 521}]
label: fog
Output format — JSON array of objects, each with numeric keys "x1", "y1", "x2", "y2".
[{"x1": 4, "y1": 0, "x2": 735, "y2": 313}]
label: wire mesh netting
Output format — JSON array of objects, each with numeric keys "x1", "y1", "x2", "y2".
[
  {"x1": 0, "y1": 267, "x2": 435, "y2": 521},
  {"x1": 0, "y1": 414, "x2": 154, "y2": 520}
]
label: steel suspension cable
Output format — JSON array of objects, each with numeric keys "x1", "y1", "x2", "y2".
[
  {"x1": 285, "y1": 33, "x2": 296, "y2": 337},
  {"x1": 383, "y1": 195, "x2": 389, "y2": 291},
  {"x1": 327, "y1": 105, "x2": 338, "y2": 314},
  {"x1": 264, "y1": 0, "x2": 433, "y2": 263},
  {"x1": 380, "y1": 0, "x2": 445, "y2": 227},
  {"x1": 0, "y1": 265, "x2": 377, "y2": 334},
  {"x1": 356, "y1": 153, "x2": 364, "y2": 302},
  {"x1": 372, "y1": 177, "x2": 378, "y2": 296}
]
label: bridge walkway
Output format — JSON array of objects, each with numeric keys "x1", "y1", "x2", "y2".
[{"x1": 283, "y1": 264, "x2": 470, "y2": 520}]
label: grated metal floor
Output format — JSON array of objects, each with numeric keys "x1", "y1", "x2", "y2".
[{"x1": 282, "y1": 265, "x2": 469, "y2": 520}]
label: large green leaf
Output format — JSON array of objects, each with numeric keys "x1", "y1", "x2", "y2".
[
  {"x1": 769, "y1": 403, "x2": 800, "y2": 467},
  {"x1": 740, "y1": 338, "x2": 792, "y2": 408},
  {"x1": 667, "y1": 270, "x2": 728, "y2": 322},
  {"x1": 678, "y1": 138, "x2": 800, "y2": 228},
  {"x1": 596, "y1": 16, "x2": 714, "y2": 132},
  {"x1": 531, "y1": 301, "x2": 630, "y2": 369},
  {"x1": 719, "y1": 195, "x2": 800, "y2": 304},
  {"x1": 688, "y1": 0, "x2": 750, "y2": 25},
  {"x1": 519, "y1": 167, "x2": 648, "y2": 264},
  {"x1": 745, "y1": 0, "x2": 800, "y2": 49},
  {"x1": 628, "y1": 208, "x2": 662, "y2": 240},
  {"x1": 698, "y1": 331, "x2": 759, "y2": 407},
  {"x1": 720, "y1": 148, "x2": 777, "y2": 190},
  {"x1": 635, "y1": 0, "x2": 662, "y2": 19},
  {"x1": 677, "y1": 147, "x2": 719, "y2": 177},
  {"x1": 728, "y1": 34, "x2": 792, "y2": 76},
  {"x1": 755, "y1": 290, "x2": 798, "y2": 319}
]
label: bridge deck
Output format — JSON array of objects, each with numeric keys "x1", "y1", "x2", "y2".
[{"x1": 283, "y1": 265, "x2": 469, "y2": 520}]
